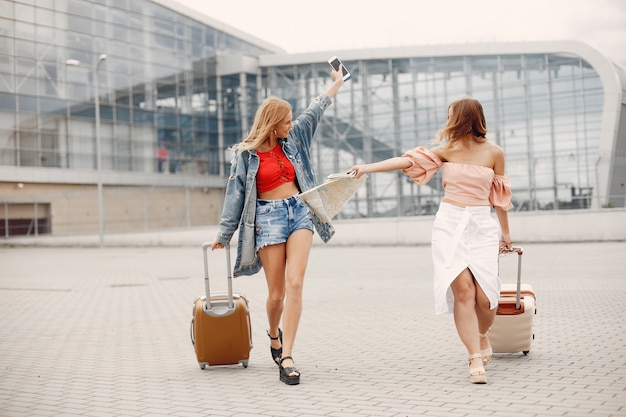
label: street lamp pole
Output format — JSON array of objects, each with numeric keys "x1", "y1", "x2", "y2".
[
  {"x1": 94, "y1": 53, "x2": 107, "y2": 247},
  {"x1": 67, "y1": 53, "x2": 107, "y2": 247}
]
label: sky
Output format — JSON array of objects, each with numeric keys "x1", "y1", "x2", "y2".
[{"x1": 176, "y1": 0, "x2": 626, "y2": 67}]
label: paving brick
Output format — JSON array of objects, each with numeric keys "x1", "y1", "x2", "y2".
[{"x1": 1, "y1": 240, "x2": 625, "y2": 417}]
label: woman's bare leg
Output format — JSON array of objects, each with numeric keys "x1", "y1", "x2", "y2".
[
  {"x1": 475, "y1": 282, "x2": 496, "y2": 363},
  {"x1": 450, "y1": 268, "x2": 480, "y2": 355},
  {"x1": 258, "y1": 243, "x2": 286, "y2": 359},
  {"x1": 280, "y1": 229, "x2": 313, "y2": 372},
  {"x1": 257, "y1": 229, "x2": 312, "y2": 375},
  {"x1": 450, "y1": 268, "x2": 485, "y2": 381}
]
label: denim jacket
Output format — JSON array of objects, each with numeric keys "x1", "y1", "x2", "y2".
[{"x1": 215, "y1": 94, "x2": 335, "y2": 277}]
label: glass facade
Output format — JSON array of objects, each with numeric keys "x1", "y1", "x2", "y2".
[
  {"x1": 263, "y1": 55, "x2": 606, "y2": 217},
  {"x1": 0, "y1": 0, "x2": 272, "y2": 177},
  {"x1": 1, "y1": 0, "x2": 624, "y2": 238}
]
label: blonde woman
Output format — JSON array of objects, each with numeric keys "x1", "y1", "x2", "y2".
[
  {"x1": 211, "y1": 66, "x2": 344, "y2": 385},
  {"x1": 348, "y1": 97, "x2": 513, "y2": 384}
]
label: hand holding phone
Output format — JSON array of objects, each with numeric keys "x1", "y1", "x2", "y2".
[{"x1": 328, "y1": 56, "x2": 351, "y2": 81}]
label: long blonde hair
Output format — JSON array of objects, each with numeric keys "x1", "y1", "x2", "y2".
[
  {"x1": 232, "y1": 97, "x2": 292, "y2": 152},
  {"x1": 433, "y1": 97, "x2": 487, "y2": 148}
]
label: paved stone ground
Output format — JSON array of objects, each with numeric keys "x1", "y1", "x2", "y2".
[{"x1": 1, "y1": 241, "x2": 625, "y2": 417}]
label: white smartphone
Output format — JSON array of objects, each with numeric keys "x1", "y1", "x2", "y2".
[{"x1": 328, "y1": 56, "x2": 351, "y2": 81}]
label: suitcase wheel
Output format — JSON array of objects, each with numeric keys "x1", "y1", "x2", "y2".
[
  {"x1": 199, "y1": 363, "x2": 207, "y2": 370},
  {"x1": 523, "y1": 351, "x2": 529, "y2": 355},
  {"x1": 241, "y1": 360, "x2": 248, "y2": 368}
]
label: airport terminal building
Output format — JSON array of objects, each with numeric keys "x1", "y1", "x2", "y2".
[{"x1": 1, "y1": 0, "x2": 625, "y2": 237}]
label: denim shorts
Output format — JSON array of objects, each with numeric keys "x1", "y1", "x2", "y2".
[{"x1": 255, "y1": 195, "x2": 313, "y2": 250}]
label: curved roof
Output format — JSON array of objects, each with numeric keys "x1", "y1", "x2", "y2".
[{"x1": 260, "y1": 40, "x2": 616, "y2": 72}]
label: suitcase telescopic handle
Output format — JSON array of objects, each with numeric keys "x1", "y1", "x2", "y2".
[
  {"x1": 499, "y1": 246, "x2": 523, "y2": 310},
  {"x1": 201, "y1": 241, "x2": 234, "y2": 311}
]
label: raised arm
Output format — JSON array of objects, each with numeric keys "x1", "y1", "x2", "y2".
[
  {"x1": 325, "y1": 65, "x2": 345, "y2": 99},
  {"x1": 349, "y1": 156, "x2": 412, "y2": 178},
  {"x1": 491, "y1": 145, "x2": 513, "y2": 251}
]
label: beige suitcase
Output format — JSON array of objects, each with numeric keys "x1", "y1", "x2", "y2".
[
  {"x1": 190, "y1": 242, "x2": 252, "y2": 369},
  {"x1": 489, "y1": 247, "x2": 536, "y2": 355}
]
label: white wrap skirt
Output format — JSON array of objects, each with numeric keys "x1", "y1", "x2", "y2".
[{"x1": 431, "y1": 202, "x2": 501, "y2": 315}]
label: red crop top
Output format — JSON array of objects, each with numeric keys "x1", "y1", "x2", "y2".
[{"x1": 256, "y1": 144, "x2": 296, "y2": 193}]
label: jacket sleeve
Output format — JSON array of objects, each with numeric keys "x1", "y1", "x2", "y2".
[
  {"x1": 215, "y1": 152, "x2": 247, "y2": 244},
  {"x1": 289, "y1": 95, "x2": 333, "y2": 150}
]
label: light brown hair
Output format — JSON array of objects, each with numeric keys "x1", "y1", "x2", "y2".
[
  {"x1": 434, "y1": 97, "x2": 487, "y2": 147},
  {"x1": 232, "y1": 97, "x2": 291, "y2": 152}
]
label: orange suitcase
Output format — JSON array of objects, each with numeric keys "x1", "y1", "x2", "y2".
[
  {"x1": 489, "y1": 247, "x2": 537, "y2": 355},
  {"x1": 190, "y1": 242, "x2": 252, "y2": 369}
]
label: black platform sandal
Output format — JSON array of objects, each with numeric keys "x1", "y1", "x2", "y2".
[
  {"x1": 267, "y1": 328, "x2": 282, "y2": 365},
  {"x1": 279, "y1": 356, "x2": 300, "y2": 385}
]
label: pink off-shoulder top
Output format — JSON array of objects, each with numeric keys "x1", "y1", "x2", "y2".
[{"x1": 401, "y1": 146, "x2": 513, "y2": 210}]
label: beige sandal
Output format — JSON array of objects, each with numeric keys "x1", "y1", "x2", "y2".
[
  {"x1": 468, "y1": 353, "x2": 487, "y2": 384},
  {"x1": 479, "y1": 331, "x2": 492, "y2": 366}
]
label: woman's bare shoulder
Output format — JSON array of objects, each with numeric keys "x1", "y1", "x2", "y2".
[
  {"x1": 427, "y1": 145, "x2": 448, "y2": 162},
  {"x1": 486, "y1": 141, "x2": 504, "y2": 156},
  {"x1": 486, "y1": 141, "x2": 506, "y2": 172}
]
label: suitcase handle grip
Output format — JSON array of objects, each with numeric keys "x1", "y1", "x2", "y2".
[
  {"x1": 201, "y1": 241, "x2": 234, "y2": 311},
  {"x1": 499, "y1": 246, "x2": 523, "y2": 255}
]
